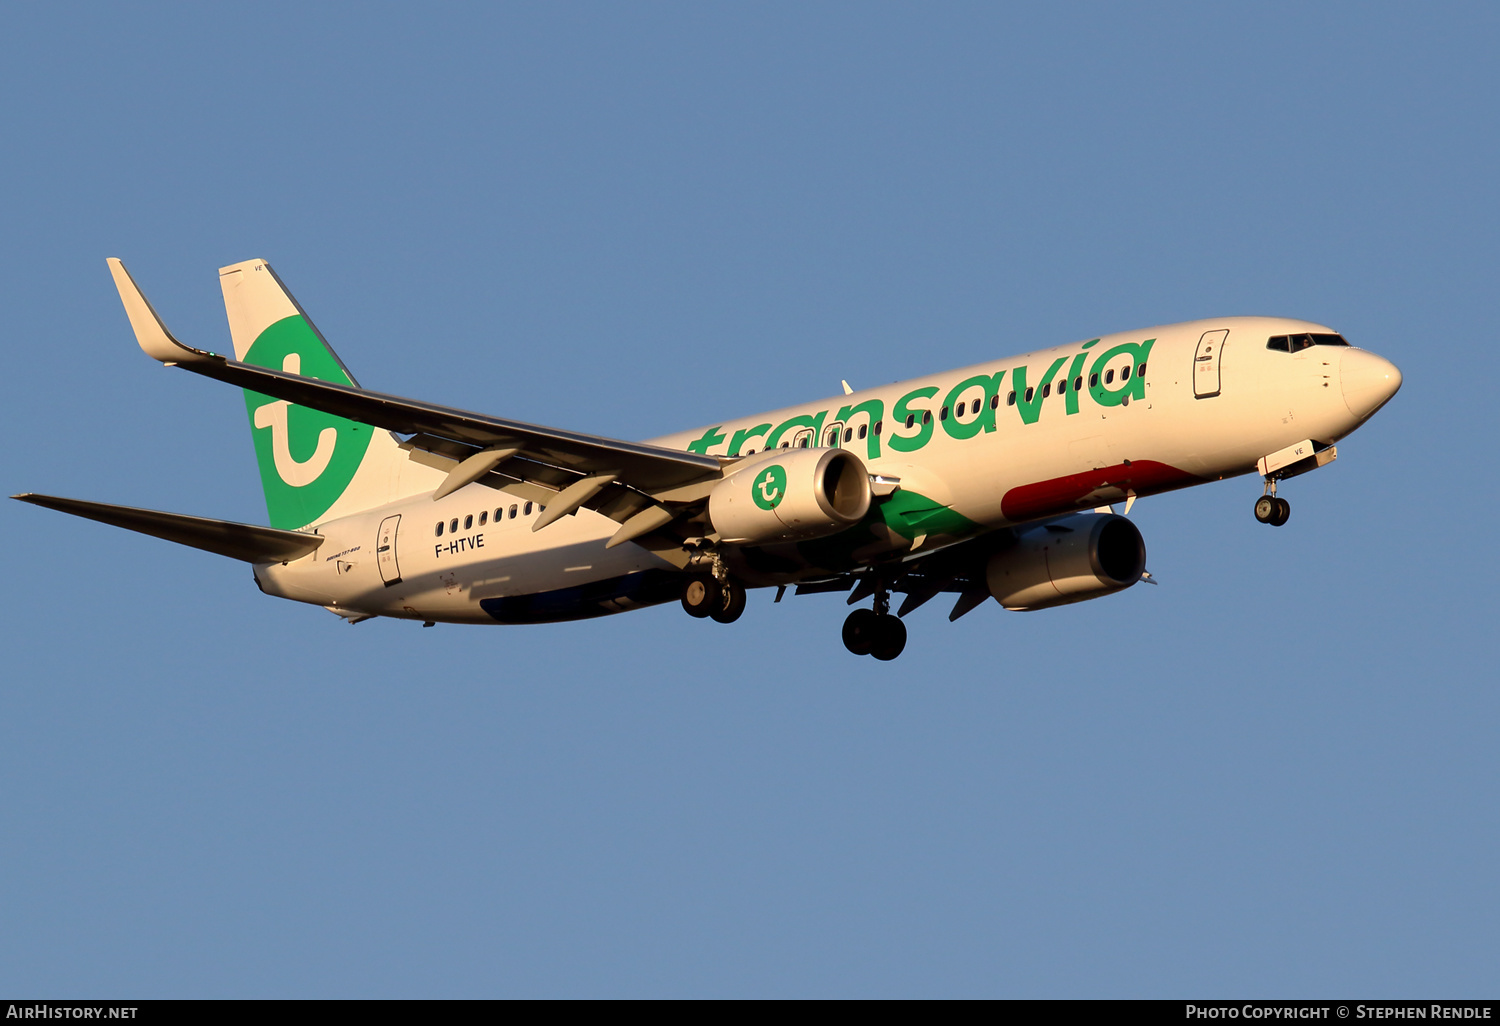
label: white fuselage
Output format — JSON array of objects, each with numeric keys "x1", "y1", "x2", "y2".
[{"x1": 254, "y1": 316, "x2": 1399, "y2": 624}]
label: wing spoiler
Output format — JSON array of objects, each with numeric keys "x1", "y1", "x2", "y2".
[{"x1": 12, "y1": 494, "x2": 325, "y2": 564}]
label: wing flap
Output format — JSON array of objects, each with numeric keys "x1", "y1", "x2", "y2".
[{"x1": 13, "y1": 494, "x2": 324, "y2": 564}]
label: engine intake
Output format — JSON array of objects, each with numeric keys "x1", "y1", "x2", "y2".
[
  {"x1": 986, "y1": 512, "x2": 1146, "y2": 611},
  {"x1": 708, "y1": 448, "x2": 872, "y2": 546}
]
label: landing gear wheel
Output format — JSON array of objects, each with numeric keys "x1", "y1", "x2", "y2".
[
  {"x1": 1270, "y1": 497, "x2": 1291, "y2": 527},
  {"x1": 870, "y1": 614, "x2": 907, "y2": 662},
  {"x1": 1254, "y1": 495, "x2": 1277, "y2": 524},
  {"x1": 681, "y1": 577, "x2": 721, "y2": 618},
  {"x1": 842, "y1": 608, "x2": 878, "y2": 655},
  {"x1": 710, "y1": 580, "x2": 747, "y2": 623}
]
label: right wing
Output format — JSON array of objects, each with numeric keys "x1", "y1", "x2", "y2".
[{"x1": 108, "y1": 259, "x2": 730, "y2": 549}]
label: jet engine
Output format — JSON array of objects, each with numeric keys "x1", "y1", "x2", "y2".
[
  {"x1": 986, "y1": 512, "x2": 1146, "y2": 611},
  {"x1": 708, "y1": 448, "x2": 872, "y2": 546}
]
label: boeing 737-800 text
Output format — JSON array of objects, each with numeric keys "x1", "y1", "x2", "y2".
[{"x1": 14, "y1": 258, "x2": 1402, "y2": 660}]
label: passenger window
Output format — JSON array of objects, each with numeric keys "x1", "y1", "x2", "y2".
[
  {"x1": 844, "y1": 427, "x2": 853, "y2": 443},
  {"x1": 464, "y1": 515, "x2": 473, "y2": 530},
  {"x1": 1089, "y1": 373, "x2": 1098, "y2": 387},
  {"x1": 955, "y1": 401, "x2": 965, "y2": 416},
  {"x1": 450, "y1": 519, "x2": 459, "y2": 533},
  {"x1": 1024, "y1": 387, "x2": 1034, "y2": 402},
  {"x1": 435, "y1": 522, "x2": 444, "y2": 537},
  {"x1": 1267, "y1": 335, "x2": 1290, "y2": 352},
  {"x1": 1007, "y1": 391, "x2": 1016, "y2": 406},
  {"x1": 1057, "y1": 380, "x2": 1066, "y2": 394},
  {"x1": 1105, "y1": 370, "x2": 1114, "y2": 384},
  {"x1": 524, "y1": 501, "x2": 533, "y2": 515},
  {"x1": 1074, "y1": 376, "x2": 1083, "y2": 391},
  {"x1": 479, "y1": 511, "x2": 488, "y2": 526},
  {"x1": 858, "y1": 424, "x2": 867, "y2": 439},
  {"x1": 1121, "y1": 367, "x2": 1130, "y2": 381},
  {"x1": 990, "y1": 394, "x2": 999, "y2": 409},
  {"x1": 1041, "y1": 383, "x2": 1051, "y2": 398},
  {"x1": 509, "y1": 504, "x2": 518, "y2": 519},
  {"x1": 905, "y1": 414, "x2": 915, "y2": 429},
  {"x1": 939, "y1": 406, "x2": 949, "y2": 421},
  {"x1": 874, "y1": 420, "x2": 882, "y2": 435},
  {"x1": 922, "y1": 410, "x2": 932, "y2": 425},
  {"x1": 746, "y1": 448, "x2": 756, "y2": 455},
  {"x1": 1137, "y1": 363, "x2": 1146, "y2": 377}
]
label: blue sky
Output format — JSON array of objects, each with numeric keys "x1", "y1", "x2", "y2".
[{"x1": 2, "y1": 2, "x2": 1496, "y2": 997}]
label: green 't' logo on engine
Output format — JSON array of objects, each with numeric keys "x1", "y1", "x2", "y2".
[
  {"x1": 752, "y1": 464, "x2": 787, "y2": 510},
  {"x1": 242, "y1": 315, "x2": 372, "y2": 530}
]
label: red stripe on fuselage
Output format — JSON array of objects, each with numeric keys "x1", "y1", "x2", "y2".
[{"x1": 1001, "y1": 460, "x2": 1200, "y2": 522}]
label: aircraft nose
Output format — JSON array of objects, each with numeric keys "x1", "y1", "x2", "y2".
[{"x1": 1340, "y1": 348, "x2": 1402, "y2": 421}]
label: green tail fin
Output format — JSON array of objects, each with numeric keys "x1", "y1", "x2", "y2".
[{"x1": 219, "y1": 259, "x2": 406, "y2": 529}]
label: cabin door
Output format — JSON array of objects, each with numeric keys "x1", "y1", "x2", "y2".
[
  {"x1": 1194, "y1": 329, "x2": 1229, "y2": 398},
  {"x1": 376, "y1": 514, "x2": 402, "y2": 587}
]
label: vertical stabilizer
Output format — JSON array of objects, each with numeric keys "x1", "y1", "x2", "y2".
[{"x1": 219, "y1": 259, "x2": 436, "y2": 529}]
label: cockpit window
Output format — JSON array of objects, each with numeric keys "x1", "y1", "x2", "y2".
[{"x1": 1269, "y1": 333, "x2": 1348, "y2": 352}]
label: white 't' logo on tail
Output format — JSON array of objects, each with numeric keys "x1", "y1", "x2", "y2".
[{"x1": 252, "y1": 353, "x2": 337, "y2": 487}]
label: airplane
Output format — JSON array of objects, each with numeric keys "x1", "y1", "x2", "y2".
[{"x1": 13, "y1": 258, "x2": 1402, "y2": 660}]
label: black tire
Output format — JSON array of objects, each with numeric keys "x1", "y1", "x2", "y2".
[
  {"x1": 1271, "y1": 497, "x2": 1291, "y2": 527},
  {"x1": 711, "y1": 581, "x2": 747, "y2": 624},
  {"x1": 1254, "y1": 495, "x2": 1277, "y2": 523},
  {"x1": 681, "y1": 577, "x2": 721, "y2": 618},
  {"x1": 870, "y1": 614, "x2": 907, "y2": 661},
  {"x1": 842, "y1": 608, "x2": 878, "y2": 655}
]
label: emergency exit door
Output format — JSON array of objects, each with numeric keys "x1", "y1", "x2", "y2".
[
  {"x1": 376, "y1": 514, "x2": 402, "y2": 587},
  {"x1": 1194, "y1": 329, "x2": 1229, "y2": 398}
]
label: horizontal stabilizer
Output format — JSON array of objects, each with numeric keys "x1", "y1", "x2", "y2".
[{"x1": 12, "y1": 493, "x2": 324, "y2": 563}]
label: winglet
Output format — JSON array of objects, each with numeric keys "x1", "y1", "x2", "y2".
[{"x1": 106, "y1": 258, "x2": 217, "y2": 365}]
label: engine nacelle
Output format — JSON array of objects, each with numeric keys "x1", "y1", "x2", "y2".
[
  {"x1": 986, "y1": 513, "x2": 1146, "y2": 611},
  {"x1": 708, "y1": 448, "x2": 872, "y2": 546}
]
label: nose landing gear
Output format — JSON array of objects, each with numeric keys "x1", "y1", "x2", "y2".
[
  {"x1": 841, "y1": 584, "x2": 907, "y2": 660},
  {"x1": 1253, "y1": 440, "x2": 1338, "y2": 528},
  {"x1": 1254, "y1": 481, "x2": 1291, "y2": 527}
]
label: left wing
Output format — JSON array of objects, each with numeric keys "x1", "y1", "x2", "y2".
[{"x1": 109, "y1": 258, "x2": 728, "y2": 549}]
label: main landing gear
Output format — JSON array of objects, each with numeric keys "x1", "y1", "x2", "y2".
[
  {"x1": 842, "y1": 585, "x2": 907, "y2": 661},
  {"x1": 681, "y1": 575, "x2": 747, "y2": 624}
]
